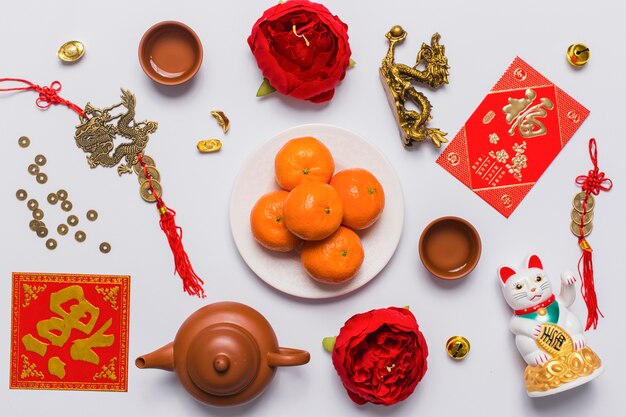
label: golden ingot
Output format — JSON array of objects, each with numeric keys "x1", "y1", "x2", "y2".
[
  {"x1": 210, "y1": 110, "x2": 230, "y2": 133},
  {"x1": 197, "y1": 139, "x2": 222, "y2": 153},
  {"x1": 46, "y1": 238, "x2": 57, "y2": 250},
  {"x1": 570, "y1": 221, "x2": 593, "y2": 238},
  {"x1": 57, "y1": 41, "x2": 85, "y2": 62},
  {"x1": 567, "y1": 43, "x2": 590, "y2": 67},
  {"x1": 139, "y1": 179, "x2": 163, "y2": 203},
  {"x1": 573, "y1": 192, "x2": 594, "y2": 213},
  {"x1": 16, "y1": 189, "x2": 27, "y2": 201},
  {"x1": 446, "y1": 336, "x2": 470, "y2": 360},
  {"x1": 137, "y1": 166, "x2": 161, "y2": 184},
  {"x1": 571, "y1": 208, "x2": 593, "y2": 225}
]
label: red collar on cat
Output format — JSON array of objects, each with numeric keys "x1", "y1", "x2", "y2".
[{"x1": 514, "y1": 294, "x2": 556, "y2": 315}]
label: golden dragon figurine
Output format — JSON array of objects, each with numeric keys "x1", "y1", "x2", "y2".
[{"x1": 380, "y1": 26, "x2": 450, "y2": 148}]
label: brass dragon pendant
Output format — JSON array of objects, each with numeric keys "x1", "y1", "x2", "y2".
[
  {"x1": 74, "y1": 89, "x2": 157, "y2": 176},
  {"x1": 380, "y1": 26, "x2": 450, "y2": 148}
]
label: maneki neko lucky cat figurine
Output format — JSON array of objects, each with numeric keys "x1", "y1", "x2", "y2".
[{"x1": 498, "y1": 254, "x2": 604, "y2": 397}]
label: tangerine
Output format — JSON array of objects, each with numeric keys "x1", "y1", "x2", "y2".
[
  {"x1": 274, "y1": 137, "x2": 335, "y2": 190},
  {"x1": 300, "y1": 226, "x2": 364, "y2": 284},
  {"x1": 283, "y1": 181, "x2": 343, "y2": 240},
  {"x1": 250, "y1": 190, "x2": 302, "y2": 252},
  {"x1": 330, "y1": 168, "x2": 385, "y2": 230}
]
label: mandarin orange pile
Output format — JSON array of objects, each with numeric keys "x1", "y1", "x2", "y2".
[{"x1": 250, "y1": 136, "x2": 385, "y2": 284}]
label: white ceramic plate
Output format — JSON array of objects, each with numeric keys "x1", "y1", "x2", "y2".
[{"x1": 229, "y1": 124, "x2": 404, "y2": 299}]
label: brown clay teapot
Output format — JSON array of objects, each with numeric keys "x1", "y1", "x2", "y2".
[{"x1": 136, "y1": 301, "x2": 310, "y2": 407}]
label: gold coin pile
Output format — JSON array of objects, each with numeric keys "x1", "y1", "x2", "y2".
[
  {"x1": 571, "y1": 191, "x2": 594, "y2": 238},
  {"x1": 133, "y1": 154, "x2": 163, "y2": 203}
]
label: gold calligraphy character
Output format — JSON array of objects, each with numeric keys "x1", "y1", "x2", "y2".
[
  {"x1": 506, "y1": 142, "x2": 528, "y2": 182},
  {"x1": 503, "y1": 89, "x2": 554, "y2": 138}
]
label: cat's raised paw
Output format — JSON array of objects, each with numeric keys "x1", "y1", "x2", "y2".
[
  {"x1": 560, "y1": 271, "x2": 576, "y2": 286},
  {"x1": 572, "y1": 335, "x2": 587, "y2": 351}
]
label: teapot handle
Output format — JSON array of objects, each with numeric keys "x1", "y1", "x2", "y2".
[{"x1": 267, "y1": 347, "x2": 310, "y2": 367}]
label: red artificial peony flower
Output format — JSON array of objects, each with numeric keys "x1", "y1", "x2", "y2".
[
  {"x1": 331, "y1": 307, "x2": 428, "y2": 406},
  {"x1": 247, "y1": 0, "x2": 351, "y2": 103}
]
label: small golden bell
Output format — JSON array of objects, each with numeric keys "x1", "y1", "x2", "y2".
[
  {"x1": 446, "y1": 336, "x2": 470, "y2": 360},
  {"x1": 566, "y1": 43, "x2": 590, "y2": 67},
  {"x1": 57, "y1": 41, "x2": 85, "y2": 62}
]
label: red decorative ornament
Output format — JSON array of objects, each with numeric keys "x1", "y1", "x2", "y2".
[
  {"x1": 248, "y1": 0, "x2": 352, "y2": 103},
  {"x1": 573, "y1": 138, "x2": 612, "y2": 330},
  {"x1": 1, "y1": 78, "x2": 205, "y2": 298}
]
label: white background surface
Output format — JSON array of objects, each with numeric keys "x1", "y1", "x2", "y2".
[{"x1": 0, "y1": 1, "x2": 623, "y2": 416}]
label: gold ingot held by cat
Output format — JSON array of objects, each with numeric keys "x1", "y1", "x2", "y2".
[
  {"x1": 570, "y1": 221, "x2": 593, "y2": 238},
  {"x1": 567, "y1": 43, "x2": 590, "y2": 67},
  {"x1": 197, "y1": 139, "x2": 222, "y2": 153},
  {"x1": 571, "y1": 208, "x2": 593, "y2": 225},
  {"x1": 210, "y1": 110, "x2": 230, "y2": 133},
  {"x1": 140, "y1": 180, "x2": 163, "y2": 203},
  {"x1": 573, "y1": 192, "x2": 594, "y2": 213},
  {"x1": 57, "y1": 41, "x2": 85, "y2": 62},
  {"x1": 446, "y1": 336, "x2": 470, "y2": 360}
]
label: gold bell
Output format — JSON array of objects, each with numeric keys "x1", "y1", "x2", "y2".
[
  {"x1": 566, "y1": 43, "x2": 590, "y2": 67},
  {"x1": 446, "y1": 336, "x2": 470, "y2": 360}
]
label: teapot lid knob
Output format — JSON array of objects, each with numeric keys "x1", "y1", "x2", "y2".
[{"x1": 186, "y1": 324, "x2": 260, "y2": 397}]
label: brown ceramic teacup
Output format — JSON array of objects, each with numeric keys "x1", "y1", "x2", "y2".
[
  {"x1": 139, "y1": 21, "x2": 203, "y2": 86},
  {"x1": 418, "y1": 216, "x2": 481, "y2": 280}
]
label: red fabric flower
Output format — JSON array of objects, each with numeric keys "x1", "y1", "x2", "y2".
[
  {"x1": 331, "y1": 307, "x2": 428, "y2": 406},
  {"x1": 247, "y1": 0, "x2": 351, "y2": 103}
]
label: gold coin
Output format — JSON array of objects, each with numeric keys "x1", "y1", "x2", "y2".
[
  {"x1": 28, "y1": 164, "x2": 39, "y2": 175},
  {"x1": 61, "y1": 200, "x2": 73, "y2": 212},
  {"x1": 133, "y1": 155, "x2": 155, "y2": 174},
  {"x1": 75, "y1": 230, "x2": 86, "y2": 242},
  {"x1": 34, "y1": 154, "x2": 47, "y2": 166},
  {"x1": 99, "y1": 242, "x2": 111, "y2": 254},
  {"x1": 570, "y1": 221, "x2": 593, "y2": 237},
  {"x1": 197, "y1": 139, "x2": 222, "y2": 153},
  {"x1": 571, "y1": 208, "x2": 593, "y2": 225},
  {"x1": 36, "y1": 226, "x2": 48, "y2": 238},
  {"x1": 139, "y1": 179, "x2": 163, "y2": 203},
  {"x1": 27, "y1": 199, "x2": 39, "y2": 210},
  {"x1": 56, "y1": 189, "x2": 68, "y2": 201},
  {"x1": 57, "y1": 224, "x2": 69, "y2": 235},
  {"x1": 16, "y1": 189, "x2": 28, "y2": 201},
  {"x1": 46, "y1": 238, "x2": 57, "y2": 250},
  {"x1": 446, "y1": 336, "x2": 470, "y2": 360},
  {"x1": 29, "y1": 220, "x2": 42, "y2": 231},
  {"x1": 573, "y1": 192, "x2": 595, "y2": 213},
  {"x1": 18, "y1": 136, "x2": 30, "y2": 148},
  {"x1": 32, "y1": 208, "x2": 44, "y2": 220},
  {"x1": 47, "y1": 193, "x2": 58, "y2": 205},
  {"x1": 86, "y1": 210, "x2": 98, "y2": 221},
  {"x1": 57, "y1": 40, "x2": 85, "y2": 62},
  {"x1": 36, "y1": 173, "x2": 48, "y2": 184},
  {"x1": 136, "y1": 166, "x2": 161, "y2": 184},
  {"x1": 67, "y1": 215, "x2": 79, "y2": 226}
]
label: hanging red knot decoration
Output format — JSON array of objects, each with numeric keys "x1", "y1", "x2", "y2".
[
  {"x1": 137, "y1": 154, "x2": 205, "y2": 298},
  {"x1": 574, "y1": 138, "x2": 612, "y2": 331},
  {"x1": 0, "y1": 78, "x2": 85, "y2": 117}
]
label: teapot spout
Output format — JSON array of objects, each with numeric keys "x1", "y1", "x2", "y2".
[{"x1": 136, "y1": 342, "x2": 174, "y2": 371}]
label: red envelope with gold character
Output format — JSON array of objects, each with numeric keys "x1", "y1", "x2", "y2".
[
  {"x1": 10, "y1": 272, "x2": 130, "y2": 391},
  {"x1": 437, "y1": 57, "x2": 589, "y2": 217}
]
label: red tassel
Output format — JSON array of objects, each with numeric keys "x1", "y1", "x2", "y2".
[
  {"x1": 138, "y1": 154, "x2": 205, "y2": 298},
  {"x1": 578, "y1": 239, "x2": 601, "y2": 330},
  {"x1": 574, "y1": 139, "x2": 612, "y2": 330}
]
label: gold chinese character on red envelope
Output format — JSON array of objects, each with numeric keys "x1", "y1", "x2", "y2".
[
  {"x1": 437, "y1": 57, "x2": 589, "y2": 217},
  {"x1": 10, "y1": 273, "x2": 130, "y2": 391}
]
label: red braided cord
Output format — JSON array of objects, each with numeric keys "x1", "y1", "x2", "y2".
[
  {"x1": 0, "y1": 78, "x2": 85, "y2": 117},
  {"x1": 575, "y1": 138, "x2": 612, "y2": 331},
  {"x1": 137, "y1": 154, "x2": 205, "y2": 298}
]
